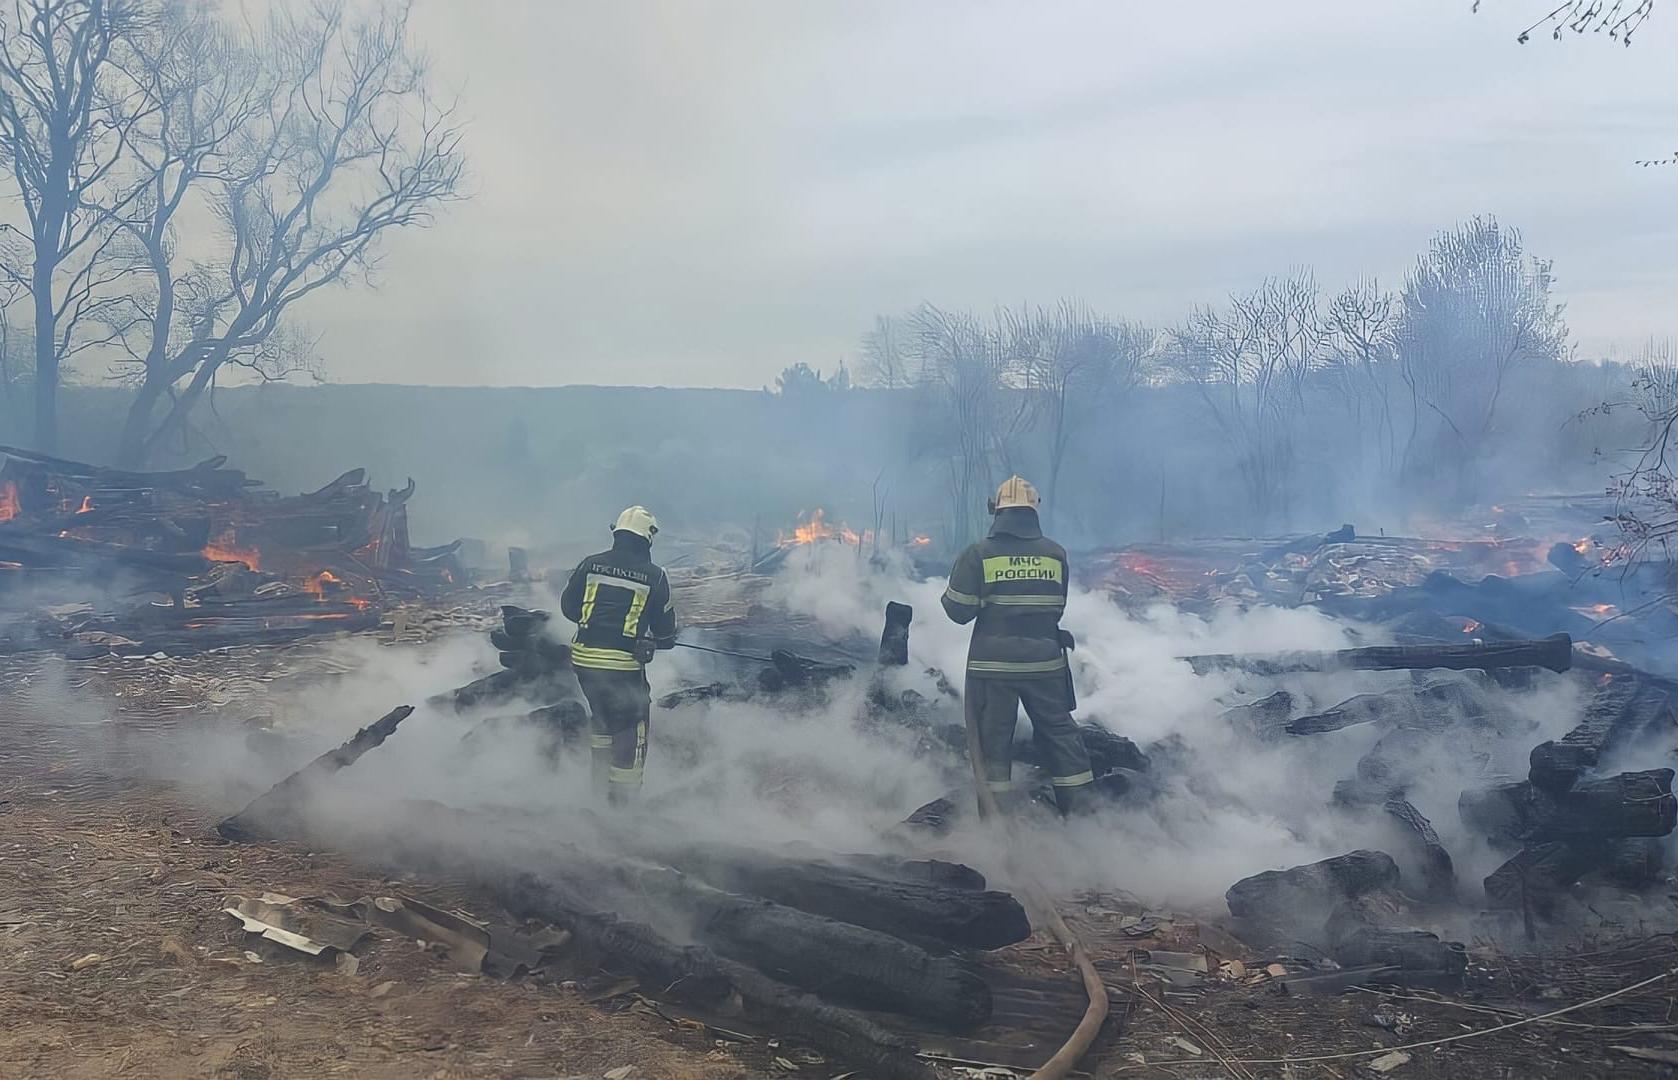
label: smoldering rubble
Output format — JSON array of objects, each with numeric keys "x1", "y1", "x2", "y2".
[{"x1": 10, "y1": 507, "x2": 1678, "y2": 1077}]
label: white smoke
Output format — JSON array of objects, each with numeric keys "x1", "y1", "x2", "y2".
[{"x1": 128, "y1": 540, "x2": 1589, "y2": 925}]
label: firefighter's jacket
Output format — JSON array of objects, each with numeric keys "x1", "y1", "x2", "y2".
[
  {"x1": 561, "y1": 532, "x2": 677, "y2": 672},
  {"x1": 940, "y1": 508, "x2": 1069, "y2": 679}
]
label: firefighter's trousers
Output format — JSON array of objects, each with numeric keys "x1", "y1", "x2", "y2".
[
  {"x1": 964, "y1": 674, "x2": 1094, "y2": 815},
  {"x1": 575, "y1": 667, "x2": 650, "y2": 805}
]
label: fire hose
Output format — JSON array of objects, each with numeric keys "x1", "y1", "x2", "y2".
[
  {"x1": 671, "y1": 640, "x2": 777, "y2": 664},
  {"x1": 963, "y1": 710, "x2": 1109, "y2": 1079}
]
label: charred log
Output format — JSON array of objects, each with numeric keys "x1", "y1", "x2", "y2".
[
  {"x1": 1460, "y1": 769, "x2": 1678, "y2": 846},
  {"x1": 498, "y1": 874, "x2": 932, "y2": 1079},
  {"x1": 1220, "y1": 689, "x2": 1294, "y2": 739},
  {"x1": 1226, "y1": 851, "x2": 1401, "y2": 926},
  {"x1": 217, "y1": 705, "x2": 414, "y2": 842},
  {"x1": 641, "y1": 843, "x2": 1029, "y2": 951},
  {"x1": 1288, "y1": 679, "x2": 1490, "y2": 736},
  {"x1": 534, "y1": 849, "x2": 992, "y2": 1029},
  {"x1": 1603, "y1": 837, "x2": 1668, "y2": 888},
  {"x1": 1330, "y1": 925, "x2": 1467, "y2": 985},
  {"x1": 1382, "y1": 798, "x2": 1457, "y2": 903},
  {"x1": 1529, "y1": 675, "x2": 1675, "y2": 792},
  {"x1": 1482, "y1": 842, "x2": 1605, "y2": 913},
  {"x1": 1185, "y1": 633, "x2": 1573, "y2": 678},
  {"x1": 878, "y1": 601, "x2": 913, "y2": 666}
]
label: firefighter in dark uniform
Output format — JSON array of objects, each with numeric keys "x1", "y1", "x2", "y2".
[
  {"x1": 941, "y1": 477, "x2": 1094, "y2": 816},
  {"x1": 560, "y1": 506, "x2": 677, "y2": 805}
]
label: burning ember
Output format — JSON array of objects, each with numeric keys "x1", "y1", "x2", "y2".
[
  {"x1": 1462, "y1": 619, "x2": 1482, "y2": 634},
  {"x1": 0, "y1": 480, "x2": 17, "y2": 523},
  {"x1": 300, "y1": 569, "x2": 373, "y2": 609},
  {"x1": 202, "y1": 531, "x2": 262, "y2": 570},
  {"x1": 778, "y1": 508, "x2": 869, "y2": 547}
]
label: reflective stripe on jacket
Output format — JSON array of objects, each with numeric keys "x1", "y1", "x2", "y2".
[
  {"x1": 560, "y1": 533, "x2": 677, "y2": 671},
  {"x1": 940, "y1": 507, "x2": 1069, "y2": 679}
]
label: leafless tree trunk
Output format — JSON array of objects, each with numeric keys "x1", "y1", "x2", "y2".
[{"x1": 0, "y1": 0, "x2": 147, "y2": 451}]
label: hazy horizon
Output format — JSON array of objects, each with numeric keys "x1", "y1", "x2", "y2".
[{"x1": 273, "y1": 0, "x2": 1678, "y2": 389}]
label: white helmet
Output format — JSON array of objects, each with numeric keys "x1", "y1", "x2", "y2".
[
  {"x1": 612, "y1": 505, "x2": 659, "y2": 541},
  {"x1": 991, "y1": 476, "x2": 1040, "y2": 511}
]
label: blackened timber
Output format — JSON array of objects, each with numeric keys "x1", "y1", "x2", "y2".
[
  {"x1": 1460, "y1": 769, "x2": 1678, "y2": 845},
  {"x1": 217, "y1": 705, "x2": 414, "y2": 842},
  {"x1": 1529, "y1": 675, "x2": 1674, "y2": 791},
  {"x1": 633, "y1": 842, "x2": 1029, "y2": 950},
  {"x1": 1288, "y1": 680, "x2": 1489, "y2": 736},
  {"x1": 499, "y1": 874, "x2": 933, "y2": 1079},
  {"x1": 515, "y1": 846, "x2": 993, "y2": 1029},
  {"x1": 1483, "y1": 842, "x2": 1605, "y2": 913},
  {"x1": 1382, "y1": 798, "x2": 1457, "y2": 903},
  {"x1": 0, "y1": 532, "x2": 209, "y2": 574},
  {"x1": 878, "y1": 601, "x2": 913, "y2": 666},
  {"x1": 1183, "y1": 633, "x2": 1574, "y2": 677}
]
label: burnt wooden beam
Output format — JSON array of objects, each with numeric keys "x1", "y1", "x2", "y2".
[
  {"x1": 625, "y1": 841, "x2": 1029, "y2": 951},
  {"x1": 1460, "y1": 769, "x2": 1678, "y2": 846},
  {"x1": 217, "y1": 705, "x2": 414, "y2": 842},
  {"x1": 1184, "y1": 633, "x2": 1574, "y2": 677},
  {"x1": 499, "y1": 873, "x2": 933, "y2": 1079}
]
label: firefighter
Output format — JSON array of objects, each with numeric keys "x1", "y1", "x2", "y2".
[
  {"x1": 560, "y1": 506, "x2": 677, "y2": 805},
  {"x1": 941, "y1": 477, "x2": 1094, "y2": 816}
]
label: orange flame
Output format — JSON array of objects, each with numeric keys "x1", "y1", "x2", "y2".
[
  {"x1": 302, "y1": 570, "x2": 344, "y2": 597},
  {"x1": 1573, "y1": 539, "x2": 1592, "y2": 554},
  {"x1": 0, "y1": 481, "x2": 18, "y2": 523},
  {"x1": 76, "y1": 496, "x2": 93, "y2": 514},
  {"x1": 911, "y1": 535, "x2": 932, "y2": 547},
  {"x1": 203, "y1": 530, "x2": 260, "y2": 570},
  {"x1": 1462, "y1": 619, "x2": 1482, "y2": 634},
  {"x1": 778, "y1": 508, "x2": 869, "y2": 547}
]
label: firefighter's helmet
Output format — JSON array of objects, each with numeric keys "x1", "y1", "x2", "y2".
[
  {"x1": 991, "y1": 476, "x2": 1040, "y2": 512},
  {"x1": 612, "y1": 506, "x2": 659, "y2": 540}
]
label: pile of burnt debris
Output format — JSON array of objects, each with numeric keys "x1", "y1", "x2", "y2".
[
  {"x1": 1205, "y1": 630, "x2": 1677, "y2": 986},
  {"x1": 0, "y1": 446, "x2": 466, "y2": 656},
  {"x1": 1088, "y1": 501, "x2": 1678, "y2": 672},
  {"x1": 215, "y1": 691, "x2": 1030, "y2": 1079}
]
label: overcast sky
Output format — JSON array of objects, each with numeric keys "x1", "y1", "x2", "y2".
[{"x1": 300, "y1": 0, "x2": 1677, "y2": 389}]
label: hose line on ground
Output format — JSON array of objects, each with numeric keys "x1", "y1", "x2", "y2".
[{"x1": 962, "y1": 706, "x2": 1110, "y2": 1079}]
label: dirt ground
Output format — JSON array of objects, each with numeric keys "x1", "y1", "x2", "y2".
[{"x1": 6, "y1": 639, "x2": 1678, "y2": 1080}]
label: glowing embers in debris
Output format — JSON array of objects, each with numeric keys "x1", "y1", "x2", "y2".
[{"x1": 202, "y1": 530, "x2": 262, "y2": 570}]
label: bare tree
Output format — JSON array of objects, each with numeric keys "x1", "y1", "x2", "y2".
[
  {"x1": 859, "y1": 314, "x2": 912, "y2": 389},
  {"x1": 0, "y1": 0, "x2": 150, "y2": 451},
  {"x1": 106, "y1": 0, "x2": 463, "y2": 462},
  {"x1": 1166, "y1": 270, "x2": 1329, "y2": 527},
  {"x1": 904, "y1": 305, "x2": 1029, "y2": 546},
  {"x1": 1009, "y1": 302, "x2": 1151, "y2": 529},
  {"x1": 1325, "y1": 279, "x2": 1401, "y2": 481},
  {"x1": 1393, "y1": 216, "x2": 1567, "y2": 498}
]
